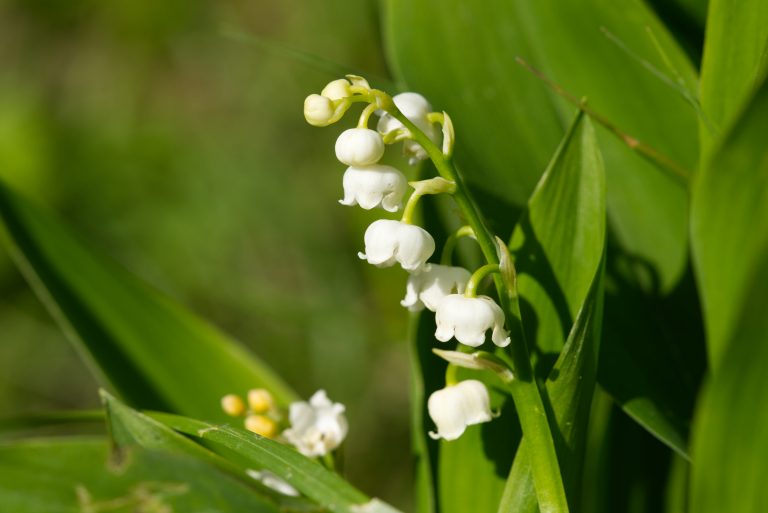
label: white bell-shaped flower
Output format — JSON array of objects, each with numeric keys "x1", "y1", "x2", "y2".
[
  {"x1": 428, "y1": 379, "x2": 494, "y2": 441},
  {"x1": 358, "y1": 219, "x2": 435, "y2": 272},
  {"x1": 435, "y1": 294, "x2": 511, "y2": 347},
  {"x1": 340, "y1": 164, "x2": 407, "y2": 212},
  {"x1": 304, "y1": 94, "x2": 336, "y2": 126},
  {"x1": 377, "y1": 92, "x2": 439, "y2": 163},
  {"x1": 401, "y1": 264, "x2": 471, "y2": 312},
  {"x1": 335, "y1": 128, "x2": 385, "y2": 166},
  {"x1": 282, "y1": 390, "x2": 348, "y2": 458}
]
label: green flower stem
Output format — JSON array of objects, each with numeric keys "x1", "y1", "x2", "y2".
[
  {"x1": 465, "y1": 264, "x2": 500, "y2": 297},
  {"x1": 400, "y1": 190, "x2": 423, "y2": 225},
  {"x1": 387, "y1": 105, "x2": 569, "y2": 513},
  {"x1": 357, "y1": 103, "x2": 378, "y2": 128},
  {"x1": 440, "y1": 225, "x2": 475, "y2": 266}
]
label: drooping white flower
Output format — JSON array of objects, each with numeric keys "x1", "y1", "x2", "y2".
[
  {"x1": 282, "y1": 390, "x2": 348, "y2": 458},
  {"x1": 246, "y1": 469, "x2": 300, "y2": 497},
  {"x1": 335, "y1": 128, "x2": 385, "y2": 166},
  {"x1": 321, "y1": 78, "x2": 352, "y2": 100},
  {"x1": 377, "y1": 92, "x2": 439, "y2": 163},
  {"x1": 304, "y1": 94, "x2": 336, "y2": 126},
  {"x1": 428, "y1": 379, "x2": 494, "y2": 441},
  {"x1": 358, "y1": 219, "x2": 435, "y2": 272},
  {"x1": 339, "y1": 165, "x2": 407, "y2": 212},
  {"x1": 435, "y1": 294, "x2": 511, "y2": 347},
  {"x1": 401, "y1": 264, "x2": 471, "y2": 312}
]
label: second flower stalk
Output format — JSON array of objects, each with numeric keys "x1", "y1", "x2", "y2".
[{"x1": 304, "y1": 76, "x2": 513, "y2": 440}]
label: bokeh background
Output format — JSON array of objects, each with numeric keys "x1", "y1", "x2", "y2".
[{"x1": 0, "y1": 0, "x2": 417, "y2": 507}]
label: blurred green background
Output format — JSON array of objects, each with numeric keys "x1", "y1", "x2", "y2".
[{"x1": 0, "y1": 0, "x2": 418, "y2": 506}]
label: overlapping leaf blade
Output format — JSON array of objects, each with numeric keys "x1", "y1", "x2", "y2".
[
  {"x1": 698, "y1": 0, "x2": 768, "y2": 151},
  {"x1": 0, "y1": 438, "x2": 276, "y2": 513},
  {"x1": 511, "y1": 112, "x2": 605, "y2": 359},
  {"x1": 0, "y1": 180, "x2": 297, "y2": 422},
  {"x1": 384, "y1": 0, "x2": 702, "y2": 457},
  {"x1": 500, "y1": 111, "x2": 605, "y2": 512},
  {"x1": 148, "y1": 411, "x2": 402, "y2": 513},
  {"x1": 694, "y1": 21, "x2": 768, "y2": 368},
  {"x1": 689, "y1": 78, "x2": 768, "y2": 512},
  {"x1": 384, "y1": 0, "x2": 697, "y2": 290}
]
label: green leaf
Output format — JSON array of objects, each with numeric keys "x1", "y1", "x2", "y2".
[
  {"x1": 383, "y1": 0, "x2": 697, "y2": 290},
  {"x1": 0, "y1": 437, "x2": 277, "y2": 513},
  {"x1": 699, "y1": 0, "x2": 768, "y2": 150},
  {"x1": 101, "y1": 390, "x2": 316, "y2": 510},
  {"x1": 148, "y1": 411, "x2": 403, "y2": 513},
  {"x1": 499, "y1": 111, "x2": 606, "y2": 512},
  {"x1": 689, "y1": 253, "x2": 768, "y2": 513},
  {"x1": 689, "y1": 77, "x2": 768, "y2": 513},
  {"x1": 511, "y1": 111, "x2": 606, "y2": 360},
  {"x1": 692, "y1": 74, "x2": 768, "y2": 369},
  {"x1": 0, "y1": 179, "x2": 298, "y2": 421},
  {"x1": 598, "y1": 265, "x2": 704, "y2": 458}
]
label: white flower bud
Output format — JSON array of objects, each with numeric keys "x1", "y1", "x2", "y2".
[
  {"x1": 282, "y1": 390, "x2": 348, "y2": 458},
  {"x1": 321, "y1": 78, "x2": 352, "y2": 100},
  {"x1": 377, "y1": 92, "x2": 439, "y2": 163},
  {"x1": 435, "y1": 294, "x2": 511, "y2": 347},
  {"x1": 358, "y1": 219, "x2": 435, "y2": 273},
  {"x1": 428, "y1": 379, "x2": 494, "y2": 441},
  {"x1": 304, "y1": 94, "x2": 335, "y2": 126},
  {"x1": 339, "y1": 165, "x2": 407, "y2": 212},
  {"x1": 335, "y1": 128, "x2": 385, "y2": 166},
  {"x1": 401, "y1": 264, "x2": 471, "y2": 312}
]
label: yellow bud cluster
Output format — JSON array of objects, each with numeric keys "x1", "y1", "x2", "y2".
[
  {"x1": 219, "y1": 388, "x2": 278, "y2": 438},
  {"x1": 245, "y1": 414, "x2": 279, "y2": 438}
]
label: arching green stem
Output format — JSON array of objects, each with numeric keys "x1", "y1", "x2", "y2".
[
  {"x1": 440, "y1": 225, "x2": 475, "y2": 265},
  {"x1": 357, "y1": 103, "x2": 378, "y2": 129},
  {"x1": 400, "y1": 190, "x2": 423, "y2": 225},
  {"x1": 465, "y1": 264, "x2": 500, "y2": 298}
]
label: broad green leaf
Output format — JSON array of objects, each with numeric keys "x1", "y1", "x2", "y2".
[
  {"x1": 148, "y1": 411, "x2": 402, "y2": 513},
  {"x1": 0, "y1": 437, "x2": 276, "y2": 513},
  {"x1": 691, "y1": 78, "x2": 768, "y2": 368},
  {"x1": 689, "y1": 77, "x2": 768, "y2": 513},
  {"x1": 500, "y1": 111, "x2": 606, "y2": 512},
  {"x1": 386, "y1": 1, "x2": 704, "y2": 453},
  {"x1": 689, "y1": 251, "x2": 768, "y2": 513},
  {"x1": 101, "y1": 390, "x2": 315, "y2": 510},
  {"x1": 579, "y1": 398, "x2": 680, "y2": 513},
  {"x1": 511, "y1": 112, "x2": 606, "y2": 359},
  {"x1": 699, "y1": 0, "x2": 768, "y2": 150},
  {"x1": 0, "y1": 179, "x2": 297, "y2": 421},
  {"x1": 382, "y1": 0, "x2": 563, "y2": 207},
  {"x1": 384, "y1": 0, "x2": 697, "y2": 291},
  {"x1": 598, "y1": 264, "x2": 704, "y2": 458},
  {"x1": 689, "y1": 75, "x2": 768, "y2": 513}
]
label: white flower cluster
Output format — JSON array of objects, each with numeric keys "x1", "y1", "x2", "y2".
[
  {"x1": 222, "y1": 386, "x2": 347, "y2": 470},
  {"x1": 303, "y1": 77, "x2": 513, "y2": 443}
]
